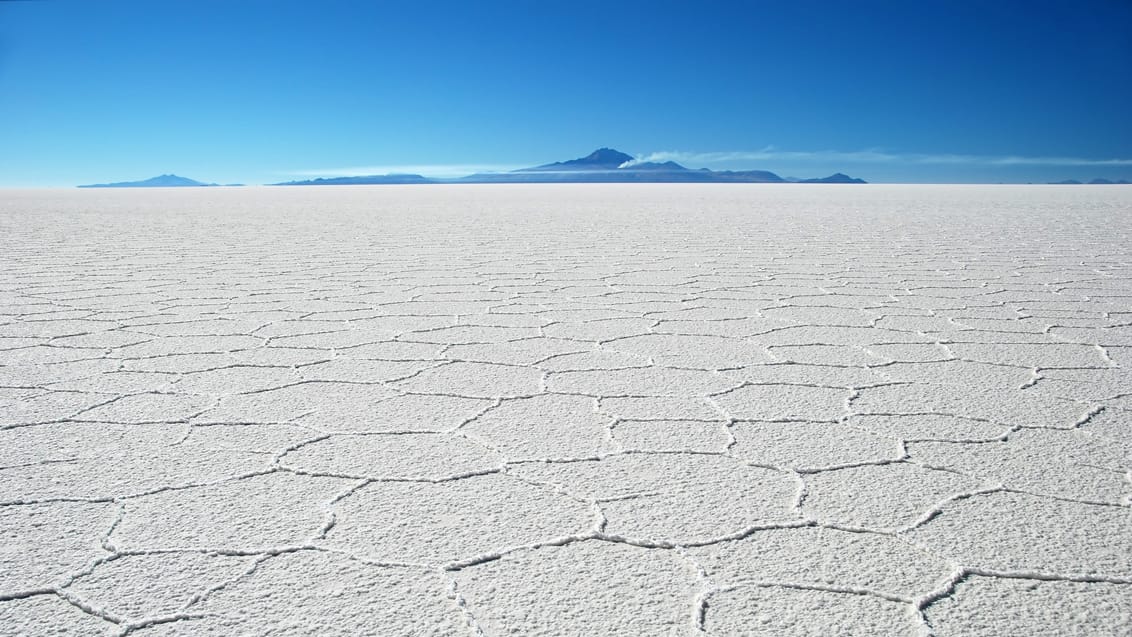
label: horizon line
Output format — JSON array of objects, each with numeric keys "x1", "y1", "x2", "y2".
[{"x1": 287, "y1": 147, "x2": 1132, "y2": 180}]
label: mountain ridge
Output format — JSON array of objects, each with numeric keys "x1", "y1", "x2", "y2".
[
  {"x1": 272, "y1": 174, "x2": 432, "y2": 186},
  {"x1": 799, "y1": 172, "x2": 867, "y2": 184},
  {"x1": 271, "y1": 147, "x2": 867, "y2": 184},
  {"x1": 86, "y1": 150, "x2": 871, "y2": 187},
  {"x1": 443, "y1": 149, "x2": 864, "y2": 184},
  {"x1": 1048, "y1": 178, "x2": 1131, "y2": 185},
  {"x1": 519, "y1": 148, "x2": 635, "y2": 172},
  {"x1": 78, "y1": 174, "x2": 220, "y2": 188}
]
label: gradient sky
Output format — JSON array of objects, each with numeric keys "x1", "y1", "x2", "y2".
[{"x1": 2, "y1": 0, "x2": 1131, "y2": 186}]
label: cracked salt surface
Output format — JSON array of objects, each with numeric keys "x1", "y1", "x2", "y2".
[{"x1": 0, "y1": 183, "x2": 1130, "y2": 635}]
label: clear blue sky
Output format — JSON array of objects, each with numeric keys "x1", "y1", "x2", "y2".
[{"x1": 2, "y1": 0, "x2": 1130, "y2": 185}]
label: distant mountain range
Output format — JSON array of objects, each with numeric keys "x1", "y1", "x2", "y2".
[
  {"x1": 798, "y1": 173, "x2": 868, "y2": 184},
  {"x1": 77, "y1": 174, "x2": 245, "y2": 188},
  {"x1": 275, "y1": 174, "x2": 433, "y2": 186},
  {"x1": 76, "y1": 157, "x2": 1132, "y2": 188},
  {"x1": 272, "y1": 148, "x2": 867, "y2": 185},
  {"x1": 1049, "y1": 178, "x2": 1131, "y2": 185}
]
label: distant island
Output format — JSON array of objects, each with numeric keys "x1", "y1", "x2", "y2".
[
  {"x1": 78, "y1": 174, "x2": 223, "y2": 188},
  {"x1": 272, "y1": 148, "x2": 867, "y2": 185},
  {"x1": 798, "y1": 173, "x2": 867, "y2": 184},
  {"x1": 1049, "y1": 178, "x2": 1131, "y2": 185},
  {"x1": 275, "y1": 174, "x2": 433, "y2": 186}
]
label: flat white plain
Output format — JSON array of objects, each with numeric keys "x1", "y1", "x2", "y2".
[{"x1": 1, "y1": 184, "x2": 1130, "y2": 636}]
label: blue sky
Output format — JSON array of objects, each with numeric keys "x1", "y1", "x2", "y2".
[{"x1": 1, "y1": 0, "x2": 1130, "y2": 186}]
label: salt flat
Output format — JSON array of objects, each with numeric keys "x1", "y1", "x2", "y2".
[{"x1": 1, "y1": 184, "x2": 1130, "y2": 636}]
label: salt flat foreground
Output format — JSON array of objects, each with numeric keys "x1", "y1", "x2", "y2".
[{"x1": 1, "y1": 184, "x2": 1130, "y2": 636}]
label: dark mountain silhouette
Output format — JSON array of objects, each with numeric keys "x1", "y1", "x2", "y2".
[
  {"x1": 262, "y1": 148, "x2": 866, "y2": 186},
  {"x1": 78, "y1": 174, "x2": 217, "y2": 188},
  {"x1": 457, "y1": 149, "x2": 836, "y2": 183},
  {"x1": 273, "y1": 174, "x2": 434, "y2": 186},
  {"x1": 800, "y1": 173, "x2": 868, "y2": 184},
  {"x1": 519, "y1": 148, "x2": 635, "y2": 172}
]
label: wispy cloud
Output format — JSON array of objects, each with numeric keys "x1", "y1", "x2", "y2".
[
  {"x1": 285, "y1": 163, "x2": 522, "y2": 178},
  {"x1": 622, "y1": 148, "x2": 1132, "y2": 167}
]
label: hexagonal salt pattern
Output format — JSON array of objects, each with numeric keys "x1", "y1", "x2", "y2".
[
  {"x1": 0, "y1": 595, "x2": 117, "y2": 636},
  {"x1": 702, "y1": 585, "x2": 921, "y2": 636},
  {"x1": 452, "y1": 540, "x2": 701, "y2": 635},
  {"x1": 133, "y1": 551, "x2": 466, "y2": 636},
  {"x1": 924, "y1": 576, "x2": 1132, "y2": 636},
  {"x1": 322, "y1": 473, "x2": 593, "y2": 566},
  {"x1": 2, "y1": 184, "x2": 1130, "y2": 635}
]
